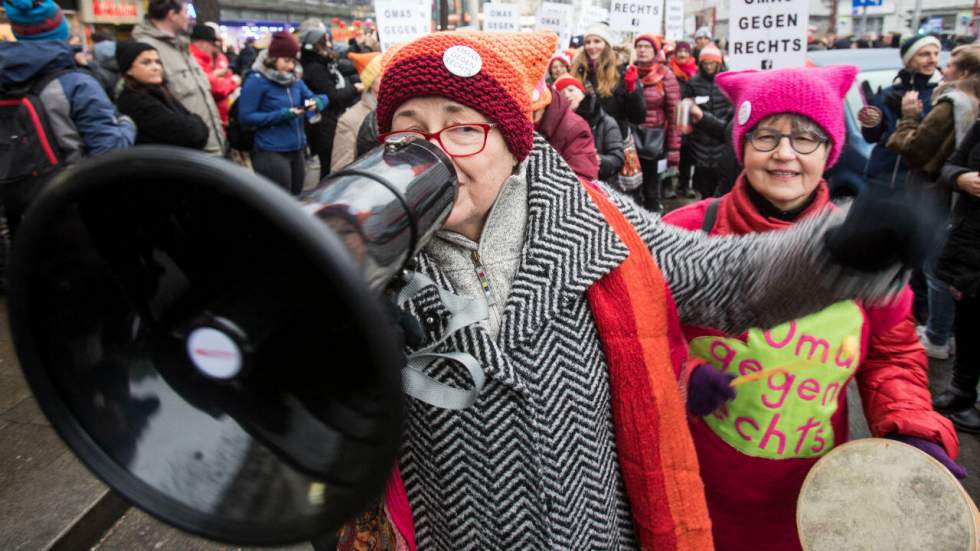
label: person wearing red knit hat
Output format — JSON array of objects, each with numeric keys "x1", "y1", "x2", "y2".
[
  {"x1": 547, "y1": 51, "x2": 572, "y2": 83},
  {"x1": 633, "y1": 33, "x2": 681, "y2": 213},
  {"x1": 337, "y1": 28, "x2": 944, "y2": 551},
  {"x1": 663, "y1": 64, "x2": 962, "y2": 551},
  {"x1": 669, "y1": 40, "x2": 698, "y2": 83},
  {"x1": 532, "y1": 77, "x2": 600, "y2": 181}
]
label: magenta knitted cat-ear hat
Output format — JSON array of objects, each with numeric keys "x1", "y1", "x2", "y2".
[{"x1": 716, "y1": 64, "x2": 858, "y2": 168}]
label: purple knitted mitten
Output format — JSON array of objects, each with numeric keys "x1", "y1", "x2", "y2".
[
  {"x1": 687, "y1": 365, "x2": 736, "y2": 417},
  {"x1": 888, "y1": 434, "x2": 967, "y2": 480}
]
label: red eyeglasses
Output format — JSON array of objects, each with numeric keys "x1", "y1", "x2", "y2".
[{"x1": 378, "y1": 123, "x2": 497, "y2": 158}]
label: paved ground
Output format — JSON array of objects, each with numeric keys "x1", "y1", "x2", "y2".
[{"x1": 1, "y1": 290, "x2": 977, "y2": 549}]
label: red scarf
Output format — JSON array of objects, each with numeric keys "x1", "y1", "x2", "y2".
[
  {"x1": 713, "y1": 173, "x2": 830, "y2": 235},
  {"x1": 669, "y1": 56, "x2": 698, "y2": 81},
  {"x1": 636, "y1": 60, "x2": 669, "y2": 92},
  {"x1": 343, "y1": 183, "x2": 714, "y2": 551},
  {"x1": 583, "y1": 183, "x2": 713, "y2": 551}
]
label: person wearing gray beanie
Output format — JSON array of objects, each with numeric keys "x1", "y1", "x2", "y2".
[{"x1": 298, "y1": 18, "x2": 358, "y2": 179}]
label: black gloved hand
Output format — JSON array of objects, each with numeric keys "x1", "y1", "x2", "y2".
[
  {"x1": 824, "y1": 192, "x2": 936, "y2": 272},
  {"x1": 384, "y1": 297, "x2": 424, "y2": 351}
]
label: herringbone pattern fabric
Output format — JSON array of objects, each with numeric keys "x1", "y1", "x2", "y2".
[{"x1": 397, "y1": 135, "x2": 907, "y2": 550}]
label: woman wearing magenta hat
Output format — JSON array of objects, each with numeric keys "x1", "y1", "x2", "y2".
[
  {"x1": 339, "y1": 30, "x2": 945, "y2": 551},
  {"x1": 663, "y1": 65, "x2": 962, "y2": 551},
  {"x1": 238, "y1": 31, "x2": 328, "y2": 195}
]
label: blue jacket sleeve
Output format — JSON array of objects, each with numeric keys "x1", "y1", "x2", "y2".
[
  {"x1": 63, "y1": 72, "x2": 135, "y2": 154},
  {"x1": 239, "y1": 75, "x2": 287, "y2": 128},
  {"x1": 297, "y1": 80, "x2": 328, "y2": 111}
]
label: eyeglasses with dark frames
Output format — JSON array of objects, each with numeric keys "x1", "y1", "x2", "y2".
[
  {"x1": 747, "y1": 130, "x2": 829, "y2": 155},
  {"x1": 378, "y1": 123, "x2": 497, "y2": 158}
]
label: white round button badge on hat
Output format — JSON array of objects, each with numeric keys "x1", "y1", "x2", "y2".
[
  {"x1": 738, "y1": 101, "x2": 752, "y2": 126},
  {"x1": 187, "y1": 327, "x2": 243, "y2": 379},
  {"x1": 443, "y1": 45, "x2": 482, "y2": 78}
]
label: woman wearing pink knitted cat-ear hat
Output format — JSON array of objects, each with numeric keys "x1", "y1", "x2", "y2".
[{"x1": 663, "y1": 65, "x2": 963, "y2": 551}]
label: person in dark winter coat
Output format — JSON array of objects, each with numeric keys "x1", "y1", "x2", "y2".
[
  {"x1": 299, "y1": 24, "x2": 359, "y2": 179},
  {"x1": 859, "y1": 34, "x2": 943, "y2": 190},
  {"x1": 681, "y1": 45, "x2": 733, "y2": 198},
  {"x1": 556, "y1": 76, "x2": 624, "y2": 184},
  {"x1": 685, "y1": 101, "x2": 739, "y2": 196},
  {"x1": 115, "y1": 42, "x2": 209, "y2": 149},
  {"x1": 93, "y1": 40, "x2": 121, "y2": 98},
  {"x1": 886, "y1": 44, "x2": 980, "y2": 362},
  {"x1": 356, "y1": 109, "x2": 378, "y2": 159},
  {"x1": 933, "y1": 119, "x2": 980, "y2": 433},
  {"x1": 239, "y1": 33, "x2": 327, "y2": 195},
  {"x1": 533, "y1": 83, "x2": 599, "y2": 181},
  {"x1": 570, "y1": 23, "x2": 646, "y2": 135},
  {"x1": 236, "y1": 38, "x2": 258, "y2": 76}
]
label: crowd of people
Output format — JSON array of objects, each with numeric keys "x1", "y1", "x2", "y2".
[{"x1": 2, "y1": 0, "x2": 980, "y2": 549}]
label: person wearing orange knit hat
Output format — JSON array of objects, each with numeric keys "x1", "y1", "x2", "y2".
[
  {"x1": 330, "y1": 52, "x2": 382, "y2": 172},
  {"x1": 342, "y1": 29, "x2": 942, "y2": 551}
]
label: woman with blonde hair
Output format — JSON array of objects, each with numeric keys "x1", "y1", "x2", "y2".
[
  {"x1": 571, "y1": 22, "x2": 646, "y2": 135},
  {"x1": 889, "y1": 43, "x2": 980, "y2": 413}
]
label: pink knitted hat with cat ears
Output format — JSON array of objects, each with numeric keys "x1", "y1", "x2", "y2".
[{"x1": 716, "y1": 64, "x2": 858, "y2": 168}]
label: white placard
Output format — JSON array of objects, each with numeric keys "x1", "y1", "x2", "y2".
[
  {"x1": 609, "y1": 0, "x2": 664, "y2": 35},
  {"x1": 684, "y1": 16, "x2": 697, "y2": 37},
  {"x1": 728, "y1": 0, "x2": 808, "y2": 71},
  {"x1": 375, "y1": 0, "x2": 432, "y2": 52},
  {"x1": 576, "y1": 4, "x2": 610, "y2": 36},
  {"x1": 536, "y1": 2, "x2": 574, "y2": 49},
  {"x1": 664, "y1": 0, "x2": 685, "y2": 41},
  {"x1": 483, "y1": 2, "x2": 520, "y2": 32}
]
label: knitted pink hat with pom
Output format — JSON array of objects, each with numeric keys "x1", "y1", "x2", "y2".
[{"x1": 716, "y1": 65, "x2": 858, "y2": 168}]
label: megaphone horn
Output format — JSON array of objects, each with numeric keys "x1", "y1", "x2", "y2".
[{"x1": 6, "y1": 142, "x2": 457, "y2": 545}]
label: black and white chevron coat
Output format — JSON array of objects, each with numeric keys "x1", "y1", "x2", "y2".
[{"x1": 398, "y1": 135, "x2": 905, "y2": 550}]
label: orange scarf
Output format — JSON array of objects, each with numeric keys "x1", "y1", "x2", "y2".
[{"x1": 583, "y1": 182, "x2": 713, "y2": 551}]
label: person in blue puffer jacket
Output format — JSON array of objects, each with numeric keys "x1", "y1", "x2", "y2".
[
  {"x1": 239, "y1": 31, "x2": 327, "y2": 195},
  {"x1": 859, "y1": 34, "x2": 943, "y2": 191}
]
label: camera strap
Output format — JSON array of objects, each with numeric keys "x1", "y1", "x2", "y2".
[{"x1": 396, "y1": 270, "x2": 489, "y2": 410}]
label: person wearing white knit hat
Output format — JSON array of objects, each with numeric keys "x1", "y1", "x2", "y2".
[{"x1": 858, "y1": 34, "x2": 942, "y2": 191}]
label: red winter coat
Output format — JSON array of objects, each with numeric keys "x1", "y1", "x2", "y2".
[
  {"x1": 190, "y1": 43, "x2": 238, "y2": 127},
  {"x1": 535, "y1": 85, "x2": 599, "y2": 180},
  {"x1": 637, "y1": 62, "x2": 681, "y2": 166},
  {"x1": 663, "y1": 174, "x2": 958, "y2": 551}
]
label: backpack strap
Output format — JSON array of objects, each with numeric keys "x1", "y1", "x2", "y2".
[
  {"x1": 701, "y1": 198, "x2": 720, "y2": 233},
  {"x1": 29, "y1": 68, "x2": 81, "y2": 96}
]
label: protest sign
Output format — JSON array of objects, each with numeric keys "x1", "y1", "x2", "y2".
[
  {"x1": 576, "y1": 4, "x2": 610, "y2": 36},
  {"x1": 536, "y1": 2, "x2": 574, "y2": 49},
  {"x1": 375, "y1": 0, "x2": 431, "y2": 52},
  {"x1": 609, "y1": 0, "x2": 663, "y2": 35},
  {"x1": 728, "y1": 0, "x2": 809, "y2": 71},
  {"x1": 665, "y1": 0, "x2": 685, "y2": 41},
  {"x1": 483, "y1": 2, "x2": 521, "y2": 32}
]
